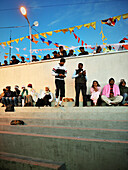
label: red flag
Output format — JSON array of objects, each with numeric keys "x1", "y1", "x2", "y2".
[
  {"x1": 123, "y1": 37, "x2": 128, "y2": 40},
  {"x1": 73, "y1": 33, "x2": 77, "y2": 39},
  {"x1": 26, "y1": 58, "x2": 29, "y2": 60},
  {"x1": 81, "y1": 40, "x2": 84, "y2": 46},
  {"x1": 122, "y1": 45, "x2": 128, "y2": 50},
  {"x1": 4, "y1": 56, "x2": 8, "y2": 60},
  {"x1": 78, "y1": 37, "x2": 80, "y2": 43},
  {"x1": 85, "y1": 43, "x2": 87, "y2": 48}
]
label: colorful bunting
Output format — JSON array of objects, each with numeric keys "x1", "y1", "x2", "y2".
[
  {"x1": 40, "y1": 37, "x2": 45, "y2": 42},
  {"x1": 78, "y1": 37, "x2": 80, "y2": 43},
  {"x1": 16, "y1": 48, "x2": 19, "y2": 52},
  {"x1": 20, "y1": 37, "x2": 25, "y2": 41},
  {"x1": 76, "y1": 25, "x2": 83, "y2": 30},
  {"x1": 46, "y1": 31, "x2": 53, "y2": 36},
  {"x1": 101, "y1": 18, "x2": 116, "y2": 26},
  {"x1": 61, "y1": 28, "x2": 69, "y2": 34},
  {"x1": 40, "y1": 33, "x2": 47, "y2": 38},
  {"x1": 90, "y1": 22, "x2": 96, "y2": 29},
  {"x1": 33, "y1": 34, "x2": 39, "y2": 39},
  {"x1": 54, "y1": 30, "x2": 61, "y2": 33},
  {"x1": 2, "y1": 42, "x2": 6, "y2": 46},
  {"x1": 7, "y1": 41, "x2": 11, "y2": 46},
  {"x1": 15, "y1": 39, "x2": 19, "y2": 43},
  {"x1": 84, "y1": 23, "x2": 90, "y2": 28},
  {"x1": 5, "y1": 53, "x2": 9, "y2": 55},
  {"x1": 38, "y1": 55, "x2": 42, "y2": 58},
  {"x1": 44, "y1": 42, "x2": 49, "y2": 46},
  {"x1": 54, "y1": 43, "x2": 59, "y2": 47},
  {"x1": 26, "y1": 58, "x2": 29, "y2": 60},
  {"x1": 68, "y1": 27, "x2": 75, "y2": 33},
  {"x1": 48, "y1": 40, "x2": 52, "y2": 45},
  {"x1": 81, "y1": 40, "x2": 84, "y2": 46},
  {"x1": 73, "y1": 33, "x2": 77, "y2": 39},
  {"x1": 123, "y1": 37, "x2": 128, "y2": 40},
  {"x1": 114, "y1": 15, "x2": 121, "y2": 21}
]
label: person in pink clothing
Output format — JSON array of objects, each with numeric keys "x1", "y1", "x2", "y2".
[
  {"x1": 101, "y1": 78, "x2": 123, "y2": 106},
  {"x1": 90, "y1": 80, "x2": 101, "y2": 106}
]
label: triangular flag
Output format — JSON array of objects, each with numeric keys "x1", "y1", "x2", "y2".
[
  {"x1": 68, "y1": 27, "x2": 75, "y2": 33},
  {"x1": 20, "y1": 37, "x2": 25, "y2": 41},
  {"x1": 38, "y1": 55, "x2": 42, "y2": 58},
  {"x1": 23, "y1": 48, "x2": 27, "y2": 50},
  {"x1": 84, "y1": 23, "x2": 90, "y2": 28},
  {"x1": 122, "y1": 13, "x2": 128, "y2": 19},
  {"x1": 77, "y1": 50, "x2": 81, "y2": 52},
  {"x1": 78, "y1": 37, "x2": 80, "y2": 43},
  {"x1": 54, "y1": 30, "x2": 61, "y2": 33},
  {"x1": 61, "y1": 28, "x2": 69, "y2": 34},
  {"x1": 4, "y1": 56, "x2": 8, "y2": 60},
  {"x1": 26, "y1": 58, "x2": 29, "y2": 60},
  {"x1": 123, "y1": 37, "x2": 128, "y2": 40},
  {"x1": 7, "y1": 41, "x2": 11, "y2": 45},
  {"x1": 33, "y1": 34, "x2": 39, "y2": 39},
  {"x1": 122, "y1": 45, "x2": 128, "y2": 50},
  {"x1": 114, "y1": 15, "x2": 121, "y2": 21},
  {"x1": 15, "y1": 39, "x2": 19, "y2": 43},
  {"x1": 48, "y1": 40, "x2": 52, "y2": 45},
  {"x1": 90, "y1": 22, "x2": 96, "y2": 30},
  {"x1": 16, "y1": 54, "x2": 20, "y2": 58},
  {"x1": 5, "y1": 53, "x2": 9, "y2": 55},
  {"x1": 2, "y1": 42, "x2": 6, "y2": 46},
  {"x1": 24, "y1": 55, "x2": 28, "y2": 57},
  {"x1": 16, "y1": 48, "x2": 19, "y2": 52},
  {"x1": 75, "y1": 25, "x2": 83, "y2": 30},
  {"x1": 44, "y1": 42, "x2": 49, "y2": 46},
  {"x1": 54, "y1": 43, "x2": 59, "y2": 47},
  {"x1": 85, "y1": 43, "x2": 87, "y2": 48},
  {"x1": 40, "y1": 37, "x2": 45, "y2": 42},
  {"x1": 46, "y1": 31, "x2": 53, "y2": 36},
  {"x1": 11, "y1": 40, "x2": 14, "y2": 43},
  {"x1": 73, "y1": 33, "x2": 77, "y2": 39},
  {"x1": 40, "y1": 33, "x2": 47, "y2": 38},
  {"x1": 81, "y1": 40, "x2": 84, "y2": 46}
]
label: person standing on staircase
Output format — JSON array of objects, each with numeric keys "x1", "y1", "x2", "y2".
[
  {"x1": 52, "y1": 58, "x2": 67, "y2": 107},
  {"x1": 72, "y1": 63, "x2": 87, "y2": 107}
]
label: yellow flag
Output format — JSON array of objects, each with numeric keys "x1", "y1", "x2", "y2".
[
  {"x1": 90, "y1": 22, "x2": 96, "y2": 30},
  {"x1": 75, "y1": 25, "x2": 83, "y2": 30},
  {"x1": 15, "y1": 39, "x2": 19, "y2": 43},
  {"x1": 40, "y1": 33, "x2": 47, "y2": 38},
  {"x1": 46, "y1": 31, "x2": 53, "y2": 36},
  {"x1": 5, "y1": 53, "x2": 9, "y2": 55},
  {"x1": 33, "y1": 34, "x2": 39, "y2": 39},
  {"x1": 2, "y1": 42, "x2": 6, "y2": 46},
  {"x1": 54, "y1": 30, "x2": 61, "y2": 33},
  {"x1": 114, "y1": 15, "x2": 121, "y2": 21},
  {"x1": 103, "y1": 38, "x2": 107, "y2": 41},
  {"x1": 61, "y1": 28, "x2": 69, "y2": 34},
  {"x1": 68, "y1": 27, "x2": 75, "y2": 33},
  {"x1": 84, "y1": 23, "x2": 90, "y2": 28},
  {"x1": 20, "y1": 37, "x2": 25, "y2": 41},
  {"x1": 7, "y1": 41, "x2": 11, "y2": 45},
  {"x1": 11, "y1": 40, "x2": 14, "y2": 43},
  {"x1": 122, "y1": 13, "x2": 128, "y2": 19},
  {"x1": 38, "y1": 55, "x2": 41, "y2": 58},
  {"x1": 102, "y1": 34, "x2": 106, "y2": 39},
  {"x1": 103, "y1": 42, "x2": 107, "y2": 45},
  {"x1": 77, "y1": 50, "x2": 81, "y2": 52}
]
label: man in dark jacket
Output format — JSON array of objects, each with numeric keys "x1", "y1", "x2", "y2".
[
  {"x1": 72, "y1": 63, "x2": 87, "y2": 107},
  {"x1": 13, "y1": 85, "x2": 22, "y2": 106},
  {"x1": 1, "y1": 86, "x2": 14, "y2": 106},
  {"x1": 58, "y1": 46, "x2": 67, "y2": 57},
  {"x1": 78, "y1": 47, "x2": 88, "y2": 56},
  {"x1": 10, "y1": 56, "x2": 20, "y2": 65}
]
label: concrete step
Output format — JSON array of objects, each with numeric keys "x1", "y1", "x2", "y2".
[
  {"x1": 0, "y1": 124, "x2": 128, "y2": 140},
  {"x1": 0, "y1": 117, "x2": 128, "y2": 129},
  {"x1": 0, "y1": 131, "x2": 128, "y2": 170},
  {"x1": 0, "y1": 107, "x2": 128, "y2": 120},
  {"x1": 0, "y1": 152, "x2": 65, "y2": 170}
]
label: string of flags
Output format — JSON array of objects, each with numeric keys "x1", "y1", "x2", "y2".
[{"x1": 0, "y1": 13, "x2": 128, "y2": 47}]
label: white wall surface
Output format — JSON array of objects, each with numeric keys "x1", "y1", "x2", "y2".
[{"x1": 0, "y1": 51, "x2": 128, "y2": 100}]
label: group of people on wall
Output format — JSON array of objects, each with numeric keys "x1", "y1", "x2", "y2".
[
  {"x1": 0, "y1": 58, "x2": 128, "y2": 108},
  {"x1": 0, "y1": 39, "x2": 126, "y2": 66}
]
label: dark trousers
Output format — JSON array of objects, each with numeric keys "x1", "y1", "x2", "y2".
[
  {"x1": 75, "y1": 83, "x2": 87, "y2": 106},
  {"x1": 55, "y1": 79, "x2": 65, "y2": 98},
  {"x1": 36, "y1": 95, "x2": 51, "y2": 107}
]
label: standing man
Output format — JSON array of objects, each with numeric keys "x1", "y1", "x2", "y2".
[
  {"x1": 72, "y1": 63, "x2": 87, "y2": 107},
  {"x1": 52, "y1": 58, "x2": 67, "y2": 107}
]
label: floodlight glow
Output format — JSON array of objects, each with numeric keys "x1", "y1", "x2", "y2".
[{"x1": 20, "y1": 6, "x2": 27, "y2": 16}]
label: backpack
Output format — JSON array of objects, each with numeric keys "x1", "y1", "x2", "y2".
[
  {"x1": 10, "y1": 120, "x2": 25, "y2": 125},
  {"x1": 5, "y1": 104, "x2": 14, "y2": 112}
]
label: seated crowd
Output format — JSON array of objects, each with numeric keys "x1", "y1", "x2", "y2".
[
  {"x1": 0, "y1": 39, "x2": 126, "y2": 66},
  {"x1": 0, "y1": 78, "x2": 128, "y2": 107}
]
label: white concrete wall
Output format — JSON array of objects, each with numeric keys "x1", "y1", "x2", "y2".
[{"x1": 0, "y1": 51, "x2": 128, "y2": 100}]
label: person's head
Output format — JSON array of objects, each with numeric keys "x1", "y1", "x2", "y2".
[
  {"x1": 52, "y1": 51, "x2": 57, "y2": 57},
  {"x1": 109, "y1": 78, "x2": 115, "y2": 85},
  {"x1": 79, "y1": 47, "x2": 84, "y2": 52},
  {"x1": 21, "y1": 85, "x2": 25, "y2": 90},
  {"x1": 27, "y1": 84, "x2": 32, "y2": 88},
  {"x1": 4, "y1": 60, "x2": 8, "y2": 65},
  {"x1": 78, "y1": 63, "x2": 83, "y2": 69},
  {"x1": 15, "y1": 85, "x2": 19, "y2": 90},
  {"x1": 107, "y1": 46, "x2": 112, "y2": 50},
  {"x1": 32, "y1": 55, "x2": 36, "y2": 60},
  {"x1": 6, "y1": 86, "x2": 11, "y2": 91},
  {"x1": 12, "y1": 55, "x2": 16, "y2": 61},
  {"x1": 46, "y1": 54, "x2": 50, "y2": 59},
  {"x1": 119, "y1": 40, "x2": 125, "y2": 43},
  {"x1": 3, "y1": 88, "x2": 6, "y2": 93},
  {"x1": 69, "y1": 49, "x2": 74, "y2": 55},
  {"x1": 60, "y1": 58, "x2": 65, "y2": 66},
  {"x1": 96, "y1": 46, "x2": 102, "y2": 53},
  {"x1": 59, "y1": 46, "x2": 64, "y2": 52},
  {"x1": 119, "y1": 79, "x2": 126, "y2": 87},
  {"x1": 21, "y1": 56, "x2": 25, "y2": 61},
  {"x1": 92, "y1": 80, "x2": 100, "y2": 88},
  {"x1": 45, "y1": 86, "x2": 50, "y2": 92}
]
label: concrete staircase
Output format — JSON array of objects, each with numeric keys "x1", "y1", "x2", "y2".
[{"x1": 0, "y1": 106, "x2": 128, "y2": 170}]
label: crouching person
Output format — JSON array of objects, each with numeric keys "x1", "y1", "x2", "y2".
[
  {"x1": 101, "y1": 78, "x2": 123, "y2": 106},
  {"x1": 36, "y1": 86, "x2": 53, "y2": 107}
]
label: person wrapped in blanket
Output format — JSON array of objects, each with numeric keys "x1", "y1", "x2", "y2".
[{"x1": 36, "y1": 86, "x2": 53, "y2": 107}]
